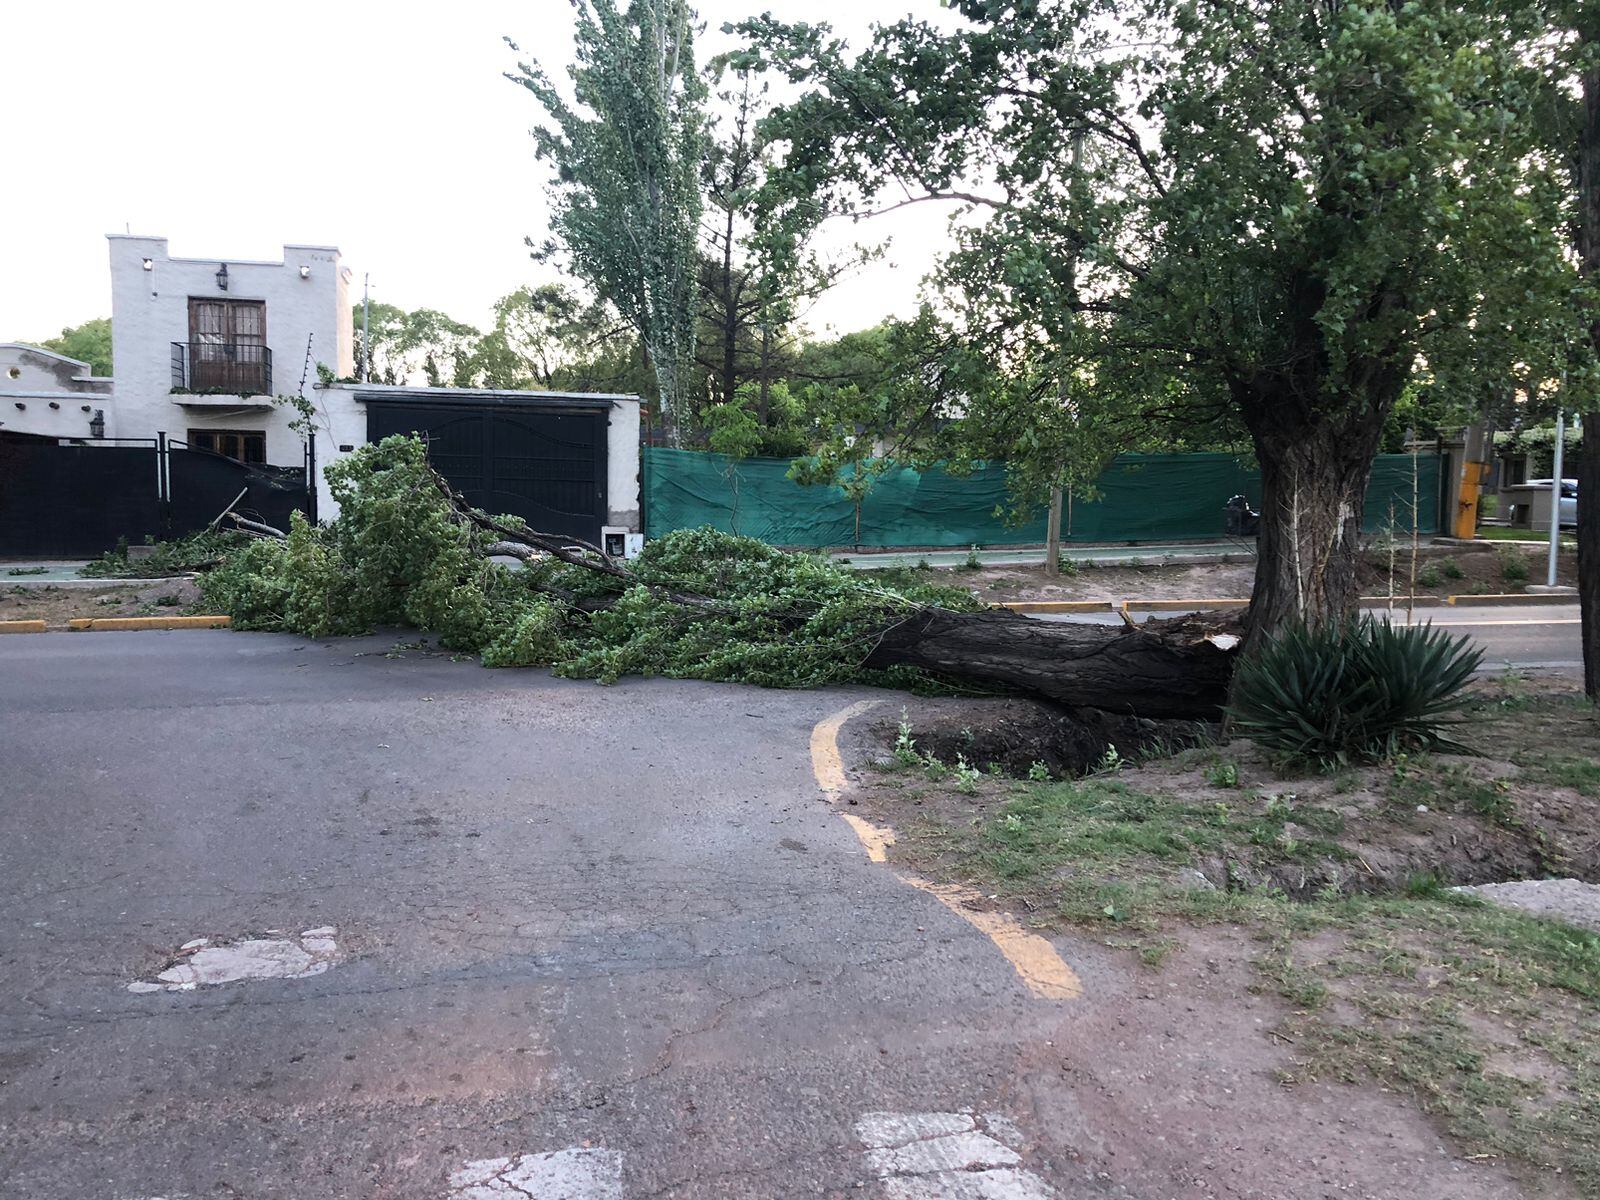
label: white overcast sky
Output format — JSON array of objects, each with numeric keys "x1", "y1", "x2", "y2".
[{"x1": 2, "y1": 0, "x2": 955, "y2": 346}]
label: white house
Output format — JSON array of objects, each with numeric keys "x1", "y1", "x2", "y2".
[
  {"x1": 0, "y1": 344, "x2": 113, "y2": 439},
  {"x1": 4, "y1": 235, "x2": 642, "y2": 544}
]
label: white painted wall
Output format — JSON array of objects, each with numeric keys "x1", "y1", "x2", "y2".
[
  {"x1": 0, "y1": 344, "x2": 112, "y2": 440},
  {"x1": 107, "y1": 235, "x2": 353, "y2": 464},
  {"x1": 606, "y1": 397, "x2": 641, "y2": 530}
]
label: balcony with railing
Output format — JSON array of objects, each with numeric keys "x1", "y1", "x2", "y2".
[{"x1": 170, "y1": 342, "x2": 272, "y2": 396}]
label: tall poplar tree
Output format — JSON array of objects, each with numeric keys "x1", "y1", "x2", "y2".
[{"x1": 509, "y1": 0, "x2": 706, "y2": 442}]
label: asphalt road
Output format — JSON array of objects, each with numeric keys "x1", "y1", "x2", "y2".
[
  {"x1": 0, "y1": 632, "x2": 1539, "y2": 1198},
  {"x1": 1035, "y1": 603, "x2": 1583, "y2": 671}
]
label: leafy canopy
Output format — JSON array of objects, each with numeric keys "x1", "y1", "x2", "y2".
[
  {"x1": 740, "y1": 0, "x2": 1579, "y2": 502},
  {"x1": 508, "y1": 0, "x2": 707, "y2": 439}
]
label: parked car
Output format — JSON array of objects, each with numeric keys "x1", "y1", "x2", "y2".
[{"x1": 1525, "y1": 478, "x2": 1578, "y2": 528}]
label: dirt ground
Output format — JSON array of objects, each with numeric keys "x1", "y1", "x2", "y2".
[
  {"x1": 875, "y1": 541, "x2": 1578, "y2": 604},
  {"x1": 836, "y1": 673, "x2": 1600, "y2": 1197},
  {"x1": 0, "y1": 578, "x2": 205, "y2": 627}
]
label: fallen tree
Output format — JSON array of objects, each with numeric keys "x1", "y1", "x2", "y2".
[{"x1": 202, "y1": 437, "x2": 1238, "y2": 723}]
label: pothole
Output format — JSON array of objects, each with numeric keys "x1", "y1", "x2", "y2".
[{"x1": 128, "y1": 927, "x2": 341, "y2": 992}]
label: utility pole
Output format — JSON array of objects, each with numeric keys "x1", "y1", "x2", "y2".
[
  {"x1": 361, "y1": 274, "x2": 371, "y2": 384},
  {"x1": 1547, "y1": 409, "x2": 1566, "y2": 588}
]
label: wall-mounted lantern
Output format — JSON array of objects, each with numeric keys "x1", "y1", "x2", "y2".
[
  {"x1": 299, "y1": 265, "x2": 311, "y2": 279},
  {"x1": 89, "y1": 409, "x2": 105, "y2": 439},
  {"x1": 142, "y1": 257, "x2": 154, "y2": 271},
  {"x1": 215, "y1": 263, "x2": 229, "y2": 291}
]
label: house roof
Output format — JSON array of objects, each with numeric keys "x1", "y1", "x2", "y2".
[
  {"x1": 341, "y1": 384, "x2": 640, "y2": 409},
  {"x1": 0, "y1": 343, "x2": 94, "y2": 374}
]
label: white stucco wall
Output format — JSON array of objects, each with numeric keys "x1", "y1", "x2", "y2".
[
  {"x1": 606, "y1": 397, "x2": 642, "y2": 530},
  {"x1": 106, "y1": 235, "x2": 354, "y2": 464},
  {"x1": 0, "y1": 344, "x2": 112, "y2": 440}
]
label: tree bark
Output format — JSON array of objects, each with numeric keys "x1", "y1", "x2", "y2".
[
  {"x1": 1578, "y1": 35, "x2": 1600, "y2": 700},
  {"x1": 1237, "y1": 361, "x2": 1396, "y2": 656},
  {"x1": 865, "y1": 609, "x2": 1237, "y2": 719}
]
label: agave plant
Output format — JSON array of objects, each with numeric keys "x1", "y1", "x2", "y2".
[{"x1": 1228, "y1": 616, "x2": 1484, "y2": 769}]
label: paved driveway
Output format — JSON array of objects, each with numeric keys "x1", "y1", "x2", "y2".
[{"x1": 0, "y1": 633, "x2": 1535, "y2": 1198}]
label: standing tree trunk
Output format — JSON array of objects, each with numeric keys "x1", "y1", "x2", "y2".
[
  {"x1": 1239, "y1": 374, "x2": 1395, "y2": 655},
  {"x1": 1578, "y1": 34, "x2": 1600, "y2": 700}
]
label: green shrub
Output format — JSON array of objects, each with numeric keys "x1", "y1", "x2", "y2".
[
  {"x1": 1228, "y1": 616, "x2": 1483, "y2": 768},
  {"x1": 1441, "y1": 559, "x2": 1465, "y2": 581},
  {"x1": 1415, "y1": 566, "x2": 1442, "y2": 589},
  {"x1": 81, "y1": 530, "x2": 248, "y2": 579},
  {"x1": 1500, "y1": 550, "x2": 1530, "y2": 583}
]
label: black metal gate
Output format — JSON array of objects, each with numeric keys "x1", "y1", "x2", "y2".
[
  {"x1": 0, "y1": 431, "x2": 312, "y2": 558},
  {"x1": 366, "y1": 401, "x2": 608, "y2": 542}
]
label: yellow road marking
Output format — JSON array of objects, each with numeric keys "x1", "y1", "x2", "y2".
[
  {"x1": 810, "y1": 698, "x2": 881, "y2": 800},
  {"x1": 841, "y1": 813, "x2": 896, "y2": 863},
  {"x1": 906, "y1": 878, "x2": 1084, "y2": 1001},
  {"x1": 811, "y1": 698, "x2": 1083, "y2": 1002}
]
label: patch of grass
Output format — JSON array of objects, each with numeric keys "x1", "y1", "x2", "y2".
[
  {"x1": 1517, "y1": 753, "x2": 1600, "y2": 797},
  {"x1": 1270, "y1": 897, "x2": 1600, "y2": 1194},
  {"x1": 879, "y1": 673, "x2": 1600, "y2": 1194},
  {"x1": 1477, "y1": 526, "x2": 1577, "y2": 548},
  {"x1": 1499, "y1": 549, "x2": 1531, "y2": 584},
  {"x1": 6, "y1": 566, "x2": 48, "y2": 576},
  {"x1": 1387, "y1": 757, "x2": 1516, "y2": 825}
]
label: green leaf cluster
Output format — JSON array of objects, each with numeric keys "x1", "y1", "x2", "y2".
[{"x1": 200, "y1": 436, "x2": 980, "y2": 689}]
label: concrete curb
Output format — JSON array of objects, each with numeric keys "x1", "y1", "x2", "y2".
[
  {"x1": 67, "y1": 615, "x2": 232, "y2": 632},
  {"x1": 994, "y1": 600, "x2": 1119, "y2": 614},
  {"x1": 1447, "y1": 592, "x2": 1576, "y2": 607},
  {"x1": 0, "y1": 620, "x2": 47, "y2": 634}
]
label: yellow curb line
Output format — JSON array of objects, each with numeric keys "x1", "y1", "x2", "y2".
[
  {"x1": 0, "y1": 620, "x2": 47, "y2": 634},
  {"x1": 68, "y1": 615, "x2": 232, "y2": 631},
  {"x1": 810, "y1": 698, "x2": 1083, "y2": 1002}
]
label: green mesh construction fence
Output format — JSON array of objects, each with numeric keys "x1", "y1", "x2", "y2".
[{"x1": 643, "y1": 448, "x2": 1443, "y2": 548}]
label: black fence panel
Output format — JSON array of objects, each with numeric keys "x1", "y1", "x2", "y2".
[
  {"x1": 0, "y1": 434, "x2": 164, "y2": 557},
  {"x1": 166, "y1": 443, "x2": 309, "y2": 537},
  {"x1": 0, "y1": 432, "x2": 312, "y2": 558},
  {"x1": 366, "y1": 402, "x2": 607, "y2": 542}
]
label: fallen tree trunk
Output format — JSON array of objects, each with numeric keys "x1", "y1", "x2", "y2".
[
  {"x1": 865, "y1": 607, "x2": 1237, "y2": 719},
  {"x1": 233, "y1": 481, "x2": 1240, "y2": 720}
]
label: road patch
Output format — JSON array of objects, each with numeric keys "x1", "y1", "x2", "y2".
[
  {"x1": 856, "y1": 1111, "x2": 1054, "y2": 1198},
  {"x1": 447, "y1": 1148, "x2": 623, "y2": 1199},
  {"x1": 127, "y1": 927, "x2": 341, "y2": 992}
]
